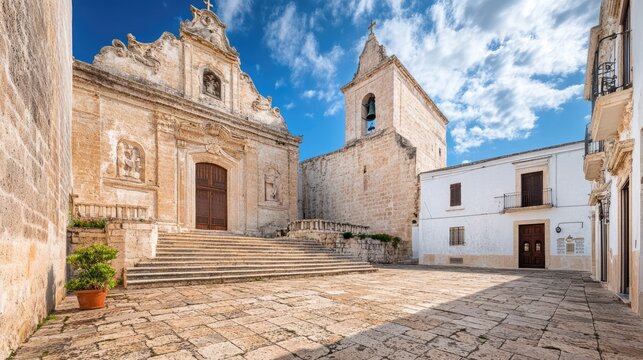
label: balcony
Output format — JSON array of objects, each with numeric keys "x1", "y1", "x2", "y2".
[
  {"x1": 583, "y1": 125, "x2": 605, "y2": 181},
  {"x1": 589, "y1": 30, "x2": 633, "y2": 141},
  {"x1": 503, "y1": 188, "x2": 553, "y2": 212}
]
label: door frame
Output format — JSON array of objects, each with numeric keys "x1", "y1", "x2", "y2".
[
  {"x1": 195, "y1": 162, "x2": 228, "y2": 230},
  {"x1": 513, "y1": 219, "x2": 550, "y2": 269},
  {"x1": 184, "y1": 151, "x2": 242, "y2": 233},
  {"x1": 619, "y1": 179, "x2": 630, "y2": 294}
]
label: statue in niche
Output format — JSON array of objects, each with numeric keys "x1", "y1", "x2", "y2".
[
  {"x1": 203, "y1": 70, "x2": 221, "y2": 99},
  {"x1": 265, "y1": 168, "x2": 280, "y2": 202},
  {"x1": 117, "y1": 141, "x2": 144, "y2": 182}
]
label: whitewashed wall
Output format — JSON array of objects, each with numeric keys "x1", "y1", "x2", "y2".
[{"x1": 418, "y1": 142, "x2": 593, "y2": 270}]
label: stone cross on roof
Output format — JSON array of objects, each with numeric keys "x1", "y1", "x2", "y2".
[
  {"x1": 204, "y1": 0, "x2": 214, "y2": 12},
  {"x1": 368, "y1": 20, "x2": 376, "y2": 35}
]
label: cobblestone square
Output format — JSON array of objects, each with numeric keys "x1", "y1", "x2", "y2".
[{"x1": 13, "y1": 266, "x2": 643, "y2": 359}]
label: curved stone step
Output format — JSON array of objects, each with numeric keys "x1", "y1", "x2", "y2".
[
  {"x1": 126, "y1": 267, "x2": 378, "y2": 289},
  {"x1": 128, "y1": 262, "x2": 371, "y2": 273},
  {"x1": 126, "y1": 265, "x2": 375, "y2": 279}
]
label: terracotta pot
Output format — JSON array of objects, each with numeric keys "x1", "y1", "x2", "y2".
[{"x1": 75, "y1": 289, "x2": 108, "y2": 310}]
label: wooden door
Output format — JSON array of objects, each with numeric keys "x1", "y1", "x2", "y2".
[
  {"x1": 195, "y1": 163, "x2": 227, "y2": 230},
  {"x1": 521, "y1": 171, "x2": 543, "y2": 207},
  {"x1": 519, "y1": 224, "x2": 545, "y2": 268}
]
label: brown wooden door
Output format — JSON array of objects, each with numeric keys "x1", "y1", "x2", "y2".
[
  {"x1": 195, "y1": 163, "x2": 227, "y2": 230},
  {"x1": 521, "y1": 171, "x2": 543, "y2": 207},
  {"x1": 519, "y1": 224, "x2": 545, "y2": 268}
]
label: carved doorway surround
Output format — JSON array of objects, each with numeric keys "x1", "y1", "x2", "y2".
[{"x1": 195, "y1": 163, "x2": 227, "y2": 230}]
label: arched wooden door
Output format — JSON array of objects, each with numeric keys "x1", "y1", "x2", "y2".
[{"x1": 195, "y1": 163, "x2": 227, "y2": 230}]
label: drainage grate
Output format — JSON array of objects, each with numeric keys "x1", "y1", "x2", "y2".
[{"x1": 449, "y1": 257, "x2": 464, "y2": 264}]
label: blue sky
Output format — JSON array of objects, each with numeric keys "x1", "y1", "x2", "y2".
[{"x1": 73, "y1": 0, "x2": 599, "y2": 165}]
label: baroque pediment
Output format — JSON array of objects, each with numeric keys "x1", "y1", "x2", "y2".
[
  {"x1": 94, "y1": 32, "x2": 178, "y2": 75},
  {"x1": 180, "y1": 6, "x2": 238, "y2": 59}
]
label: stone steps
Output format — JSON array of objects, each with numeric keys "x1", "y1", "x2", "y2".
[
  {"x1": 125, "y1": 268, "x2": 377, "y2": 288},
  {"x1": 125, "y1": 232, "x2": 376, "y2": 288}
]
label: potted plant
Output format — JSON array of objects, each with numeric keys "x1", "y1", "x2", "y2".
[{"x1": 66, "y1": 244, "x2": 118, "y2": 310}]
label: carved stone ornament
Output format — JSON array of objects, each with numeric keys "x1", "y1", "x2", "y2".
[
  {"x1": 117, "y1": 140, "x2": 145, "y2": 182},
  {"x1": 203, "y1": 69, "x2": 222, "y2": 99},
  {"x1": 264, "y1": 167, "x2": 280, "y2": 202},
  {"x1": 252, "y1": 95, "x2": 272, "y2": 112},
  {"x1": 95, "y1": 33, "x2": 178, "y2": 74},
  {"x1": 180, "y1": 6, "x2": 238, "y2": 58},
  {"x1": 156, "y1": 112, "x2": 176, "y2": 134}
]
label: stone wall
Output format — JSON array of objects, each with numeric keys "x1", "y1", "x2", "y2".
[
  {"x1": 299, "y1": 130, "x2": 417, "y2": 254},
  {"x1": 0, "y1": 0, "x2": 72, "y2": 357},
  {"x1": 67, "y1": 221, "x2": 158, "y2": 280},
  {"x1": 288, "y1": 230, "x2": 405, "y2": 264}
]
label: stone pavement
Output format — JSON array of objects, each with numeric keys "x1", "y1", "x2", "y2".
[{"x1": 11, "y1": 266, "x2": 643, "y2": 359}]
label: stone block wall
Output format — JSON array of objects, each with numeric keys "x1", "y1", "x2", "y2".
[
  {"x1": 0, "y1": 1, "x2": 72, "y2": 357},
  {"x1": 288, "y1": 230, "x2": 405, "y2": 264},
  {"x1": 67, "y1": 221, "x2": 158, "y2": 280},
  {"x1": 299, "y1": 130, "x2": 417, "y2": 255}
]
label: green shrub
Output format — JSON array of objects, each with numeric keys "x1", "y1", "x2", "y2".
[
  {"x1": 367, "y1": 233, "x2": 401, "y2": 249},
  {"x1": 342, "y1": 232, "x2": 353, "y2": 239},
  {"x1": 65, "y1": 244, "x2": 118, "y2": 291},
  {"x1": 70, "y1": 217, "x2": 108, "y2": 229},
  {"x1": 357, "y1": 233, "x2": 367, "y2": 239}
]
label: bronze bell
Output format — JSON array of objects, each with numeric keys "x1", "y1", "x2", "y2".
[{"x1": 366, "y1": 97, "x2": 376, "y2": 120}]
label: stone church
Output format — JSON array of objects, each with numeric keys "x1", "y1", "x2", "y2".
[
  {"x1": 299, "y1": 27, "x2": 448, "y2": 254},
  {"x1": 72, "y1": 6, "x2": 300, "y2": 236}
]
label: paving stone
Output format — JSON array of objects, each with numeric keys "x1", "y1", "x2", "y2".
[
  {"x1": 197, "y1": 341, "x2": 243, "y2": 359},
  {"x1": 11, "y1": 267, "x2": 643, "y2": 360}
]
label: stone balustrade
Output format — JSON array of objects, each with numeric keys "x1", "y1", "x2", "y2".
[
  {"x1": 287, "y1": 219, "x2": 369, "y2": 234},
  {"x1": 73, "y1": 202, "x2": 149, "y2": 220}
]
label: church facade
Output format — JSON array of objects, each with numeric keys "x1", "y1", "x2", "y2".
[
  {"x1": 299, "y1": 29, "x2": 448, "y2": 254},
  {"x1": 72, "y1": 6, "x2": 300, "y2": 236}
]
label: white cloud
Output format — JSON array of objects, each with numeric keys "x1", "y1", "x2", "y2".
[
  {"x1": 324, "y1": 101, "x2": 343, "y2": 116},
  {"x1": 374, "y1": 0, "x2": 599, "y2": 153},
  {"x1": 265, "y1": 3, "x2": 344, "y2": 116},
  {"x1": 217, "y1": 0, "x2": 253, "y2": 31},
  {"x1": 275, "y1": 78, "x2": 285, "y2": 88},
  {"x1": 327, "y1": 0, "x2": 375, "y2": 23},
  {"x1": 284, "y1": 102, "x2": 295, "y2": 110}
]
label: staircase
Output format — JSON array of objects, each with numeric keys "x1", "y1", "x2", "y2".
[{"x1": 125, "y1": 232, "x2": 377, "y2": 288}]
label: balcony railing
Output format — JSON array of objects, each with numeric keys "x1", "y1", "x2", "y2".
[
  {"x1": 584, "y1": 124, "x2": 604, "y2": 156},
  {"x1": 591, "y1": 31, "x2": 632, "y2": 112},
  {"x1": 503, "y1": 188, "x2": 553, "y2": 210},
  {"x1": 72, "y1": 202, "x2": 149, "y2": 220}
]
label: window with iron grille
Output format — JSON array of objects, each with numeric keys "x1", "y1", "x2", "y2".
[
  {"x1": 450, "y1": 183, "x2": 461, "y2": 207},
  {"x1": 449, "y1": 226, "x2": 464, "y2": 246}
]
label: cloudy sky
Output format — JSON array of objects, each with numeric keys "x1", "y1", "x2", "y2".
[{"x1": 73, "y1": 0, "x2": 600, "y2": 165}]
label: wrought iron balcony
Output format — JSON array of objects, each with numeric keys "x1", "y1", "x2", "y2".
[
  {"x1": 584, "y1": 124, "x2": 604, "y2": 156},
  {"x1": 503, "y1": 188, "x2": 553, "y2": 210},
  {"x1": 591, "y1": 31, "x2": 632, "y2": 112}
]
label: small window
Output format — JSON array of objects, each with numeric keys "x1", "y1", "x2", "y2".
[
  {"x1": 450, "y1": 183, "x2": 461, "y2": 207},
  {"x1": 449, "y1": 226, "x2": 464, "y2": 246},
  {"x1": 203, "y1": 69, "x2": 221, "y2": 100}
]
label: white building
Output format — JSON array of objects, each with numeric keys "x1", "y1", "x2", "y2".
[
  {"x1": 583, "y1": 0, "x2": 642, "y2": 316},
  {"x1": 417, "y1": 142, "x2": 593, "y2": 271}
]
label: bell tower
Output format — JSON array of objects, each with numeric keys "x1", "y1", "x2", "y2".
[
  {"x1": 341, "y1": 24, "x2": 392, "y2": 143},
  {"x1": 340, "y1": 23, "x2": 448, "y2": 172}
]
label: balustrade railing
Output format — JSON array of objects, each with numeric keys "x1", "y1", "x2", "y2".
[
  {"x1": 72, "y1": 202, "x2": 149, "y2": 220},
  {"x1": 288, "y1": 219, "x2": 369, "y2": 234},
  {"x1": 503, "y1": 188, "x2": 553, "y2": 210}
]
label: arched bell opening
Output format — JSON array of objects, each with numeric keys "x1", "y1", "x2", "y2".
[{"x1": 361, "y1": 93, "x2": 376, "y2": 135}]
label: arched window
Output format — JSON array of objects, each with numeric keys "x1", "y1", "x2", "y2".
[
  {"x1": 361, "y1": 93, "x2": 376, "y2": 135},
  {"x1": 203, "y1": 69, "x2": 221, "y2": 100}
]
